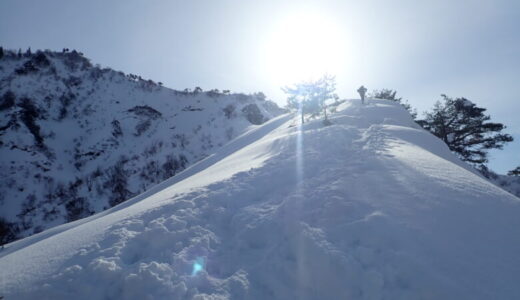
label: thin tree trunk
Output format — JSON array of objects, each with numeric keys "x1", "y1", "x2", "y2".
[{"x1": 324, "y1": 106, "x2": 328, "y2": 120}]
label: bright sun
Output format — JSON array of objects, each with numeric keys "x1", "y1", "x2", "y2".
[{"x1": 263, "y1": 10, "x2": 347, "y2": 86}]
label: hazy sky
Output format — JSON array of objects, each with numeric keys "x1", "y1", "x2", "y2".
[{"x1": 1, "y1": 0, "x2": 518, "y2": 173}]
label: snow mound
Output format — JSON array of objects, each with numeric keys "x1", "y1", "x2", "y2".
[{"x1": 1, "y1": 99, "x2": 520, "y2": 299}]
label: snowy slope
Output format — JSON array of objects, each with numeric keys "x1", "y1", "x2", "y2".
[
  {"x1": 0, "y1": 49, "x2": 284, "y2": 242},
  {"x1": 1, "y1": 99, "x2": 520, "y2": 299}
]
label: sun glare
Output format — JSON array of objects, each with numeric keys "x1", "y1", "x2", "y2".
[{"x1": 263, "y1": 11, "x2": 347, "y2": 86}]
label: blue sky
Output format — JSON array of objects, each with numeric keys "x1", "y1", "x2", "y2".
[{"x1": 1, "y1": 0, "x2": 518, "y2": 173}]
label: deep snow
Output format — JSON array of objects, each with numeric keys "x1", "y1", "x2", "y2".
[
  {"x1": 1, "y1": 99, "x2": 520, "y2": 299},
  {"x1": 0, "y1": 50, "x2": 284, "y2": 240}
]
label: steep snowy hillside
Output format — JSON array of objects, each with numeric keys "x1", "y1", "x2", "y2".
[
  {"x1": 1, "y1": 99, "x2": 519, "y2": 300},
  {"x1": 0, "y1": 49, "x2": 284, "y2": 243},
  {"x1": 477, "y1": 167, "x2": 520, "y2": 197}
]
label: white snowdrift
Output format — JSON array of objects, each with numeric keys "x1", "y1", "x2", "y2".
[{"x1": 1, "y1": 99, "x2": 520, "y2": 300}]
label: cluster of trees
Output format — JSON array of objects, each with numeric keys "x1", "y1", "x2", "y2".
[
  {"x1": 283, "y1": 80, "x2": 517, "y2": 174},
  {"x1": 0, "y1": 217, "x2": 18, "y2": 246},
  {"x1": 509, "y1": 167, "x2": 520, "y2": 176},
  {"x1": 282, "y1": 74, "x2": 337, "y2": 124},
  {"x1": 0, "y1": 47, "x2": 44, "y2": 59}
]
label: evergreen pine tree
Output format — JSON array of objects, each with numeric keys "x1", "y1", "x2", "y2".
[
  {"x1": 0, "y1": 217, "x2": 18, "y2": 246},
  {"x1": 508, "y1": 166, "x2": 520, "y2": 176},
  {"x1": 418, "y1": 95, "x2": 513, "y2": 164}
]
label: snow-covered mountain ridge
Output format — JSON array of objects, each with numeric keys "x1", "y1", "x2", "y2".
[
  {"x1": 1, "y1": 99, "x2": 519, "y2": 299},
  {"x1": 0, "y1": 49, "x2": 284, "y2": 243}
]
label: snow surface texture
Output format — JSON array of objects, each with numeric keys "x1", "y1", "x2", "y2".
[
  {"x1": 0, "y1": 50, "x2": 284, "y2": 240},
  {"x1": 1, "y1": 99, "x2": 520, "y2": 299}
]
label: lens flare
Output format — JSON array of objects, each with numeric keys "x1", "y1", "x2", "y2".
[{"x1": 191, "y1": 257, "x2": 205, "y2": 276}]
